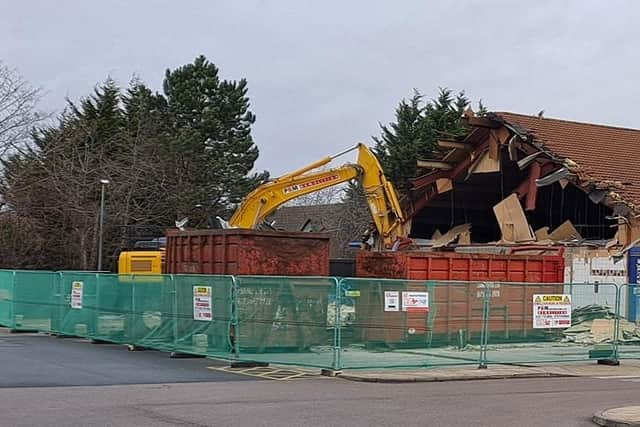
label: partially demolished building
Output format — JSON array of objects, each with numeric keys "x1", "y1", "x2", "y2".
[
  {"x1": 407, "y1": 111, "x2": 639, "y2": 251},
  {"x1": 359, "y1": 111, "x2": 640, "y2": 315}
]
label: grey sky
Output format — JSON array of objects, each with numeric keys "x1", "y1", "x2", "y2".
[{"x1": 1, "y1": 1, "x2": 638, "y2": 176}]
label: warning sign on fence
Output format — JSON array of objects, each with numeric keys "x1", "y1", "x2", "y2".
[
  {"x1": 193, "y1": 286, "x2": 212, "y2": 321},
  {"x1": 384, "y1": 291, "x2": 399, "y2": 312},
  {"x1": 71, "y1": 281, "x2": 83, "y2": 309},
  {"x1": 402, "y1": 291, "x2": 429, "y2": 313},
  {"x1": 533, "y1": 294, "x2": 571, "y2": 329}
]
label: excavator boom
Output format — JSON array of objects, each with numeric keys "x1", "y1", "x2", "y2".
[{"x1": 228, "y1": 143, "x2": 409, "y2": 248}]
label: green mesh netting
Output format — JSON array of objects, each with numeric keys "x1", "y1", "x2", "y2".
[
  {"x1": 0, "y1": 270, "x2": 14, "y2": 328},
  {"x1": 234, "y1": 276, "x2": 338, "y2": 368},
  {"x1": 482, "y1": 282, "x2": 620, "y2": 365},
  {"x1": 337, "y1": 278, "x2": 484, "y2": 369},
  {"x1": 12, "y1": 271, "x2": 59, "y2": 332},
  {"x1": 0, "y1": 270, "x2": 630, "y2": 370},
  {"x1": 172, "y1": 275, "x2": 233, "y2": 358}
]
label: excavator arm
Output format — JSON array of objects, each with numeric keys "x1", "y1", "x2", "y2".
[
  {"x1": 228, "y1": 143, "x2": 410, "y2": 249},
  {"x1": 229, "y1": 163, "x2": 361, "y2": 229}
]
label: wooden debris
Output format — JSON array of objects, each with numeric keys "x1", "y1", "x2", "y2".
[
  {"x1": 432, "y1": 223, "x2": 472, "y2": 248},
  {"x1": 548, "y1": 220, "x2": 582, "y2": 241},
  {"x1": 436, "y1": 178, "x2": 453, "y2": 194},
  {"x1": 416, "y1": 160, "x2": 453, "y2": 170},
  {"x1": 493, "y1": 194, "x2": 536, "y2": 243}
]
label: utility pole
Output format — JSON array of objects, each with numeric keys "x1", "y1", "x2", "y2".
[{"x1": 97, "y1": 179, "x2": 109, "y2": 271}]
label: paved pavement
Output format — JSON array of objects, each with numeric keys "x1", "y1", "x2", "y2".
[
  {"x1": 593, "y1": 406, "x2": 640, "y2": 426},
  {"x1": 337, "y1": 360, "x2": 640, "y2": 383},
  {"x1": 0, "y1": 332, "x2": 252, "y2": 387}
]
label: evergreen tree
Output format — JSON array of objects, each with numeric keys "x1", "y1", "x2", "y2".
[
  {"x1": 373, "y1": 88, "x2": 473, "y2": 194},
  {"x1": 163, "y1": 55, "x2": 267, "y2": 220}
]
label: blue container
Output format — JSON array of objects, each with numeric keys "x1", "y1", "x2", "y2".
[{"x1": 627, "y1": 247, "x2": 640, "y2": 322}]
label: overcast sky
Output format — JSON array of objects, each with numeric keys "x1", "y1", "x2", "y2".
[{"x1": 1, "y1": 1, "x2": 638, "y2": 175}]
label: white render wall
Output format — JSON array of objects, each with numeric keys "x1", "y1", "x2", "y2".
[{"x1": 563, "y1": 247, "x2": 627, "y2": 317}]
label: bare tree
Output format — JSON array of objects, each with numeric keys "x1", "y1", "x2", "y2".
[{"x1": 0, "y1": 62, "x2": 46, "y2": 159}]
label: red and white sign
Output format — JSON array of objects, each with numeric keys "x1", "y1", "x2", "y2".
[
  {"x1": 402, "y1": 291, "x2": 429, "y2": 313},
  {"x1": 193, "y1": 286, "x2": 213, "y2": 321},
  {"x1": 533, "y1": 294, "x2": 571, "y2": 329}
]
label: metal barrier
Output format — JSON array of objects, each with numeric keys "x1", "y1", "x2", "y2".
[{"x1": 0, "y1": 271, "x2": 634, "y2": 370}]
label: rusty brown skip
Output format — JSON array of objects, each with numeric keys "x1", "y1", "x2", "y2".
[{"x1": 164, "y1": 229, "x2": 330, "y2": 276}]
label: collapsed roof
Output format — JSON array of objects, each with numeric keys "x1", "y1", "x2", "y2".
[{"x1": 408, "y1": 111, "x2": 640, "y2": 252}]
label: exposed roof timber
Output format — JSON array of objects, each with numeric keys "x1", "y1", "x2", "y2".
[
  {"x1": 416, "y1": 160, "x2": 453, "y2": 170},
  {"x1": 406, "y1": 140, "x2": 492, "y2": 219},
  {"x1": 465, "y1": 116, "x2": 501, "y2": 128},
  {"x1": 437, "y1": 140, "x2": 472, "y2": 150},
  {"x1": 413, "y1": 139, "x2": 491, "y2": 190}
]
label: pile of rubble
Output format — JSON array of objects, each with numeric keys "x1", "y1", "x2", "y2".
[{"x1": 562, "y1": 304, "x2": 640, "y2": 344}]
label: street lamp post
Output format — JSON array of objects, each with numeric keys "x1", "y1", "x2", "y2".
[{"x1": 97, "y1": 179, "x2": 109, "y2": 271}]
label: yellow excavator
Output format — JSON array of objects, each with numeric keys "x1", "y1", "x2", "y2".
[{"x1": 118, "y1": 142, "x2": 409, "y2": 274}]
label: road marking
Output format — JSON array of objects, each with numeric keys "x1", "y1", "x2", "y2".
[{"x1": 208, "y1": 366, "x2": 324, "y2": 381}]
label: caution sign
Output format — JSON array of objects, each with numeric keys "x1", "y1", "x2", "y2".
[
  {"x1": 533, "y1": 294, "x2": 571, "y2": 329},
  {"x1": 71, "y1": 281, "x2": 83, "y2": 309},
  {"x1": 402, "y1": 291, "x2": 429, "y2": 313},
  {"x1": 193, "y1": 286, "x2": 213, "y2": 321}
]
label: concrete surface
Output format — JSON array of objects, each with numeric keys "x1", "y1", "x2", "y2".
[
  {"x1": 337, "y1": 360, "x2": 640, "y2": 383},
  {"x1": 0, "y1": 333, "x2": 252, "y2": 387},
  {"x1": 593, "y1": 406, "x2": 640, "y2": 427}
]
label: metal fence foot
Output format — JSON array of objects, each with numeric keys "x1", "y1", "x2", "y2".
[
  {"x1": 478, "y1": 364, "x2": 488, "y2": 369},
  {"x1": 127, "y1": 344, "x2": 145, "y2": 351},
  {"x1": 169, "y1": 351, "x2": 205, "y2": 359},
  {"x1": 321, "y1": 369, "x2": 342, "y2": 377},
  {"x1": 230, "y1": 361, "x2": 268, "y2": 368}
]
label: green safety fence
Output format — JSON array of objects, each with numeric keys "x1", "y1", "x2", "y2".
[
  {"x1": 615, "y1": 283, "x2": 640, "y2": 361},
  {"x1": 336, "y1": 278, "x2": 484, "y2": 369},
  {"x1": 481, "y1": 282, "x2": 620, "y2": 366},
  {"x1": 0, "y1": 270, "x2": 14, "y2": 328},
  {"x1": 0, "y1": 270, "x2": 635, "y2": 370},
  {"x1": 234, "y1": 276, "x2": 338, "y2": 368}
]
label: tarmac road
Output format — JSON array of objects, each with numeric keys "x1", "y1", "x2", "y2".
[
  {"x1": 0, "y1": 333, "x2": 251, "y2": 387},
  {"x1": 2, "y1": 333, "x2": 640, "y2": 426},
  {"x1": 1, "y1": 376, "x2": 639, "y2": 426}
]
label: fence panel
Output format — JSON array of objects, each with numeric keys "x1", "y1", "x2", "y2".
[
  {"x1": 234, "y1": 276, "x2": 337, "y2": 369},
  {"x1": 172, "y1": 274, "x2": 234, "y2": 358},
  {"x1": 127, "y1": 274, "x2": 175, "y2": 351},
  {"x1": 337, "y1": 278, "x2": 484, "y2": 369},
  {"x1": 615, "y1": 284, "x2": 640, "y2": 360},
  {"x1": 12, "y1": 271, "x2": 60, "y2": 332},
  {"x1": 91, "y1": 274, "x2": 131, "y2": 344},
  {"x1": 484, "y1": 282, "x2": 619, "y2": 365},
  {"x1": 0, "y1": 270, "x2": 14, "y2": 328},
  {"x1": 56, "y1": 272, "x2": 98, "y2": 337}
]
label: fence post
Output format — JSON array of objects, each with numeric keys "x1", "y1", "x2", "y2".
[
  {"x1": 171, "y1": 275, "x2": 178, "y2": 353},
  {"x1": 54, "y1": 271, "x2": 63, "y2": 334},
  {"x1": 332, "y1": 278, "x2": 343, "y2": 371},
  {"x1": 10, "y1": 270, "x2": 15, "y2": 330},
  {"x1": 478, "y1": 282, "x2": 490, "y2": 369},
  {"x1": 230, "y1": 275, "x2": 239, "y2": 362},
  {"x1": 613, "y1": 284, "x2": 622, "y2": 362}
]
